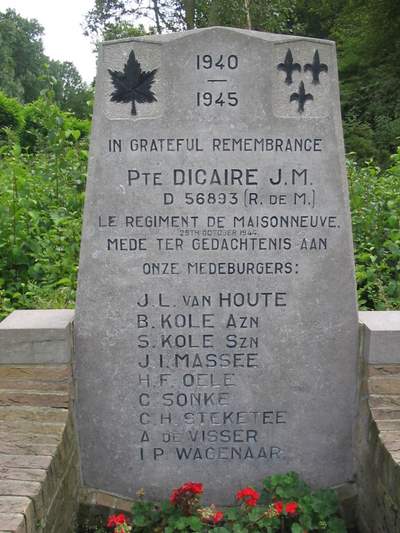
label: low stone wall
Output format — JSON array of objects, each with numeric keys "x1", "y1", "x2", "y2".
[
  {"x1": 0, "y1": 310, "x2": 79, "y2": 533},
  {"x1": 356, "y1": 312, "x2": 400, "y2": 533},
  {"x1": 0, "y1": 309, "x2": 399, "y2": 532}
]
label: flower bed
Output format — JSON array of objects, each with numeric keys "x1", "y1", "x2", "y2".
[{"x1": 93, "y1": 472, "x2": 348, "y2": 532}]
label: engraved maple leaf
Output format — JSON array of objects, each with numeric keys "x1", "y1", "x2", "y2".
[{"x1": 108, "y1": 50, "x2": 157, "y2": 116}]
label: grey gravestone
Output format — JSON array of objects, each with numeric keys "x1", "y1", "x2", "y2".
[{"x1": 75, "y1": 27, "x2": 359, "y2": 504}]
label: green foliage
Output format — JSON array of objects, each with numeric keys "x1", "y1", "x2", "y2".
[
  {"x1": 343, "y1": 117, "x2": 379, "y2": 162},
  {"x1": 129, "y1": 500, "x2": 193, "y2": 531},
  {"x1": 0, "y1": 95, "x2": 88, "y2": 320},
  {"x1": 348, "y1": 152, "x2": 400, "y2": 310},
  {"x1": 20, "y1": 97, "x2": 90, "y2": 151},
  {"x1": 263, "y1": 471, "x2": 309, "y2": 500},
  {"x1": 0, "y1": 91, "x2": 24, "y2": 138}
]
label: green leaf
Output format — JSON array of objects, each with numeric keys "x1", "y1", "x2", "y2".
[
  {"x1": 232, "y1": 524, "x2": 248, "y2": 533},
  {"x1": 291, "y1": 524, "x2": 304, "y2": 533},
  {"x1": 224, "y1": 508, "x2": 239, "y2": 520},
  {"x1": 248, "y1": 507, "x2": 264, "y2": 522},
  {"x1": 327, "y1": 516, "x2": 347, "y2": 533},
  {"x1": 186, "y1": 516, "x2": 203, "y2": 530},
  {"x1": 132, "y1": 513, "x2": 147, "y2": 526},
  {"x1": 174, "y1": 517, "x2": 191, "y2": 530},
  {"x1": 55, "y1": 277, "x2": 72, "y2": 286}
]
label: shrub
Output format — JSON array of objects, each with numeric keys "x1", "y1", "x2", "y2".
[
  {"x1": 20, "y1": 97, "x2": 90, "y2": 151},
  {"x1": 0, "y1": 98, "x2": 88, "y2": 319},
  {"x1": 0, "y1": 91, "x2": 24, "y2": 138},
  {"x1": 348, "y1": 151, "x2": 400, "y2": 309}
]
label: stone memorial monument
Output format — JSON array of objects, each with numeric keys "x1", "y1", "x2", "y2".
[{"x1": 74, "y1": 27, "x2": 359, "y2": 504}]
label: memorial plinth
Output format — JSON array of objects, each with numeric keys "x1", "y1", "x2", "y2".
[{"x1": 75, "y1": 27, "x2": 359, "y2": 504}]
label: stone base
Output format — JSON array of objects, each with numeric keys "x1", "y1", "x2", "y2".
[{"x1": 1, "y1": 309, "x2": 400, "y2": 532}]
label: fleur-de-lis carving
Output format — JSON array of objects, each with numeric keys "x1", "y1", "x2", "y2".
[
  {"x1": 290, "y1": 81, "x2": 313, "y2": 113},
  {"x1": 304, "y1": 50, "x2": 328, "y2": 84},
  {"x1": 277, "y1": 49, "x2": 301, "y2": 85}
]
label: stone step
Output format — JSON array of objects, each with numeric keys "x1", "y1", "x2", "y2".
[
  {"x1": 0, "y1": 442, "x2": 58, "y2": 457},
  {"x1": 369, "y1": 364, "x2": 400, "y2": 376},
  {"x1": 379, "y1": 432, "x2": 400, "y2": 453},
  {"x1": 0, "y1": 496, "x2": 34, "y2": 516},
  {"x1": 369, "y1": 395, "x2": 400, "y2": 409},
  {"x1": 0, "y1": 469, "x2": 47, "y2": 483},
  {"x1": 0, "y1": 513, "x2": 26, "y2": 533},
  {"x1": 0, "y1": 432, "x2": 61, "y2": 446},
  {"x1": 371, "y1": 408, "x2": 400, "y2": 420},
  {"x1": 374, "y1": 420, "x2": 400, "y2": 431},
  {"x1": 0, "y1": 380, "x2": 70, "y2": 392},
  {"x1": 0, "y1": 420, "x2": 64, "y2": 437},
  {"x1": 0, "y1": 365, "x2": 71, "y2": 382},
  {"x1": 369, "y1": 377, "x2": 400, "y2": 395},
  {"x1": 0, "y1": 455, "x2": 52, "y2": 470},
  {"x1": 0, "y1": 406, "x2": 68, "y2": 424},
  {"x1": 0, "y1": 390, "x2": 69, "y2": 409}
]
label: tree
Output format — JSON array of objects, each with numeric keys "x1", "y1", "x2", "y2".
[
  {"x1": 0, "y1": 8, "x2": 92, "y2": 118},
  {"x1": 84, "y1": 0, "x2": 185, "y2": 37},
  {"x1": 205, "y1": 0, "x2": 301, "y2": 33},
  {"x1": 84, "y1": 0, "x2": 303, "y2": 39},
  {"x1": 0, "y1": 9, "x2": 46, "y2": 102},
  {"x1": 102, "y1": 21, "x2": 149, "y2": 40},
  {"x1": 47, "y1": 61, "x2": 93, "y2": 119},
  {"x1": 313, "y1": 0, "x2": 400, "y2": 163},
  {"x1": 294, "y1": 0, "x2": 348, "y2": 39}
]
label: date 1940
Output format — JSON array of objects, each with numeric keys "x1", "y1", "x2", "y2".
[
  {"x1": 196, "y1": 54, "x2": 239, "y2": 70},
  {"x1": 196, "y1": 54, "x2": 240, "y2": 107}
]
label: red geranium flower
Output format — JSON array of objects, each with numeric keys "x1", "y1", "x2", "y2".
[
  {"x1": 213, "y1": 511, "x2": 224, "y2": 524},
  {"x1": 236, "y1": 487, "x2": 260, "y2": 507},
  {"x1": 107, "y1": 513, "x2": 127, "y2": 527},
  {"x1": 170, "y1": 481, "x2": 204, "y2": 505},
  {"x1": 273, "y1": 501, "x2": 283, "y2": 514},
  {"x1": 181, "y1": 482, "x2": 204, "y2": 494},
  {"x1": 285, "y1": 501, "x2": 298, "y2": 515},
  {"x1": 170, "y1": 488, "x2": 180, "y2": 504}
]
